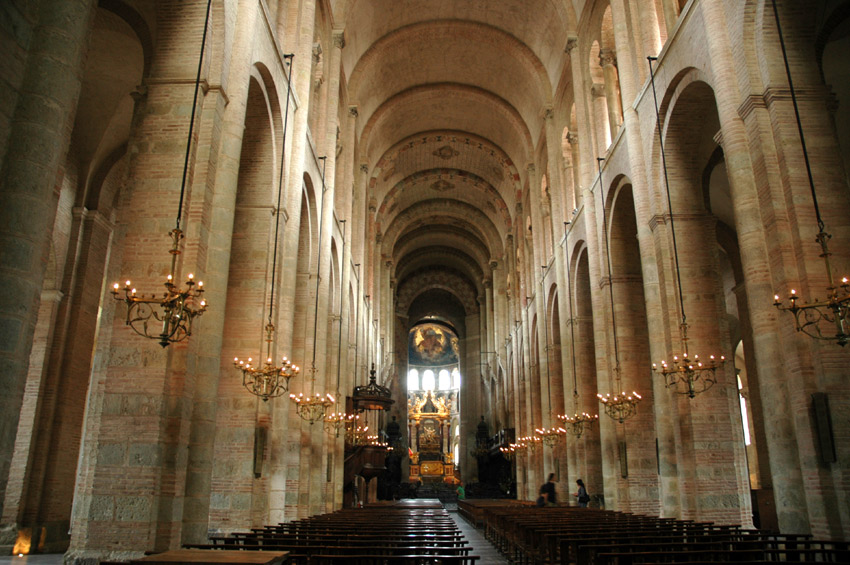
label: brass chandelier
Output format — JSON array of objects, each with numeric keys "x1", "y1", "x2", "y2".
[
  {"x1": 647, "y1": 57, "x2": 727, "y2": 397},
  {"x1": 112, "y1": 0, "x2": 212, "y2": 347},
  {"x1": 767, "y1": 0, "x2": 849, "y2": 346},
  {"x1": 594, "y1": 158, "x2": 642, "y2": 422},
  {"x1": 559, "y1": 231, "x2": 598, "y2": 438},
  {"x1": 233, "y1": 54, "x2": 298, "y2": 401},
  {"x1": 323, "y1": 222, "x2": 359, "y2": 434},
  {"x1": 289, "y1": 156, "x2": 336, "y2": 423},
  {"x1": 536, "y1": 264, "x2": 566, "y2": 449},
  {"x1": 290, "y1": 391, "x2": 336, "y2": 424}
]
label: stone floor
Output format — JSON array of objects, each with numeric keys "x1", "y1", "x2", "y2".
[
  {"x1": 0, "y1": 556, "x2": 64, "y2": 564},
  {"x1": 449, "y1": 508, "x2": 509, "y2": 564}
]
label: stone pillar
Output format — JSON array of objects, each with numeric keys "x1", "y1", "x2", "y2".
[
  {"x1": 565, "y1": 35, "x2": 596, "y2": 195},
  {"x1": 661, "y1": 0, "x2": 680, "y2": 36},
  {"x1": 591, "y1": 83, "x2": 610, "y2": 154},
  {"x1": 607, "y1": 0, "x2": 664, "y2": 517},
  {"x1": 697, "y1": 0, "x2": 811, "y2": 532},
  {"x1": 0, "y1": 0, "x2": 97, "y2": 520},
  {"x1": 26, "y1": 209, "x2": 114, "y2": 553},
  {"x1": 67, "y1": 0, "x2": 222, "y2": 557},
  {"x1": 566, "y1": 132, "x2": 581, "y2": 213},
  {"x1": 182, "y1": 0, "x2": 258, "y2": 542},
  {"x1": 599, "y1": 49, "x2": 623, "y2": 141}
]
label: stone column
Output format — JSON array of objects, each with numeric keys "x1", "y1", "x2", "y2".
[
  {"x1": 566, "y1": 132, "x2": 581, "y2": 213},
  {"x1": 599, "y1": 49, "x2": 623, "y2": 141},
  {"x1": 182, "y1": 0, "x2": 258, "y2": 542},
  {"x1": 25, "y1": 209, "x2": 114, "y2": 552},
  {"x1": 697, "y1": 0, "x2": 810, "y2": 532},
  {"x1": 661, "y1": 0, "x2": 680, "y2": 36},
  {"x1": 591, "y1": 83, "x2": 610, "y2": 154},
  {"x1": 565, "y1": 36, "x2": 596, "y2": 196},
  {"x1": 0, "y1": 0, "x2": 97, "y2": 519},
  {"x1": 608, "y1": 0, "x2": 664, "y2": 517}
]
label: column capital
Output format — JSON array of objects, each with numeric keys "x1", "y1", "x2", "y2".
[
  {"x1": 591, "y1": 83, "x2": 606, "y2": 98},
  {"x1": 360, "y1": 163, "x2": 369, "y2": 174},
  {"x1": 541, "y1": 107, "x2": 554, "y2": 120},
  {"x1": 599, "y1": 48, "x2": 617, "y2": 68},
  {"x1": 564, "y1": 36, "x2": 579, "y2": 54},
  {"x1": 333, "y1": 30, "x2": 346, "y2": 49},
  {"x1": 526, "y1": 163, "x2": 536, "y2": 173},
  {"x1": 489, "y1": 260, "x2": 499, "y2": 271},
  {"x1": 566, "y1": 131, "x2": 579, "y2": 145},
  {"x1": 349, "y1": 106, "x2": 359, "y2": 118}
]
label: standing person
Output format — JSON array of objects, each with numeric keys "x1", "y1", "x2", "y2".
[
  {"x1": 456, "y1": 481, "x2": 466, "y2": 500},
  {"x1": 574, "y1": 478, "x2": 589, "y2": 507},
  {"x1": 539, "y1": 473, "x2": 557, "y2": 506}
]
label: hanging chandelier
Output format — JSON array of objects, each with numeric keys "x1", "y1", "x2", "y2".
[
  {"x1": 537, "y1": 264, "x2": 566, "y2": 450},
  {"x1": 766, "y1": 0, "x2": 849, "y2": 346},
  {"x1": 597, "y1": 386, "x2": 642, "y2": 424},
  {"x1": 325, "y1": 411, "x2": 358, "y2": 438},
  {"x1": 289, "y1": 156, "x2": 336, "y2": 421},
  {"x1": 535, "y1": 426, "x2": 566, "y2": 448},
  {"x1": 520, "y1": 435, "x2": 542, "y2": 453},
  {"x1": 499, "y1": 445, "x2": 516, "y2": 461},
  {"x1": 595, "y1": 158, "x2": 643, "y2": 421},
  {"x1": 345, "y1": 419, "x2": 370, "y2": 446},
  {"x1": 647, "y1": 58, "x2": 728, "y2": 394},
  {"x1": 323, "y1": 220, "x2": 352, "y2": 435},
  {"x1": 233, "y1": 54, "x2": 297, "y2": 400},
  {"x1": 112, "y1": 0, "x2": 213, "y2": 347},
  {"x1": 558, "y1": 411, "x2": 598, "y2": 439},
  {"x1": 290, "y1": 392, "x2": 336, "y2": 424},
  {"x1": 652, "y1": 323, "x2": 725, "y2": 398},
  {"x1": 559, "y1": 235, "x2": 599, "y2": 437}
]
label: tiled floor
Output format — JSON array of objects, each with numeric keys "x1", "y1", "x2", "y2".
[{"x1": 450, "y1": 509, "x2": 510, "y2": 564}]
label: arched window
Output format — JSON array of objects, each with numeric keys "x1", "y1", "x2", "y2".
[
  {"x1": 422, "y1": 369, "x2": 435, "y2": 390},
  {"x1": 408, "y1": 369, "x2": 419, "y2": 391},
  {"x1": 438, "y1": 369, "x2": 451, "y2": 390},
  {"x1": 452, "y1": 367, "x2": 461, "y2": 389}
]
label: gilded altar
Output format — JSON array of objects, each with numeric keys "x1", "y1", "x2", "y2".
[{"x1": 408, "y1": 390, "x2": 456, "y2": 482}]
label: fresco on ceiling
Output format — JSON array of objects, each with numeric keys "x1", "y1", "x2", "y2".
[{"x1": 409, "y1": 323, "x2": 459, "y2": 366}]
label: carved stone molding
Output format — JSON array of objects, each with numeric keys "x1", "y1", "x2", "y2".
[
  {"x1": 599, "y1": 48, "x2": 617, "y2": 68},
  {"x1": 591, "y1": 83, "x2": 606, "y2": 98}
]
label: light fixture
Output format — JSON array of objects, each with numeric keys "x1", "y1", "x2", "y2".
[
  {"x1": 537, "y1": 264, "x2": 565, "y2": 449},
  {"x1": 233, "y1": 53, "x2": 298, "y2": 401},
  {"x1": 323, "y1": 221, "x2": 358, "y2": 435},
  {"x1": 499, "y1": 445, "x2": 516, "y2": 461},
  {"x1": 535, "y1": 426, "x2": 566, "y2": 448},
  {"x1": 111, "y1": 0, "x2": 213, "y2": 347},
  {"x1": 647, "y1": 58, "x2": 728, "y2": 396},
  {"x1": 766, "y1": 0, "x2": 849, "y2": 346},
  {"x1": 559, "y1": 226, "x2": 599, "y2": 438},
  {"x1": 289, "y1": 156, "x2": 336, "y2": 422},
  {"x1": 289, "y1": 391, "x2": 336, "y2": 424},
  {"x1": 594, "y1": 158, "x2": 642, "y2": 421},
  {"x1": 520, "y1": 435, "x2": 542, "y2": 453}
]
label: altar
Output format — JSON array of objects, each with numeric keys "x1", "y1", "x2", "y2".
[{"x1": 408, "y1": 390, "x2": 457, "y2": 483}]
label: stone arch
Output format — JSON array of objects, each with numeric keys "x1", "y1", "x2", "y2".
[{"x1": 396, "y1": 269, "x2": 479, "y2": 315}]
